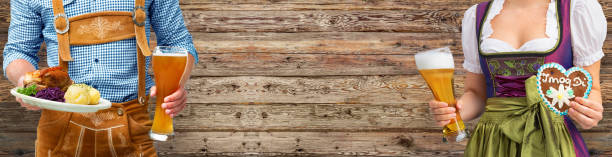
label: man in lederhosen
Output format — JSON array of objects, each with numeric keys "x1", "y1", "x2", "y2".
[{"x1": 3, "y1": 0, "x2": 197, "y2": 156}]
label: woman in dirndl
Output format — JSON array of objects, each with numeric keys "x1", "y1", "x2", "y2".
[{"x1": 428, "y1": 0, "x2": 606, "y2": 156}]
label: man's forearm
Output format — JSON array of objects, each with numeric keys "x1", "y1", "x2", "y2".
[{"x1": 6, "y1": 59, "x2": 36, "y2": 86}]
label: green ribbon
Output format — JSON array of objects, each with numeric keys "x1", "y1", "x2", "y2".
[{"x1": 485, "y1": 76, "x2": 565, "y2": 156}]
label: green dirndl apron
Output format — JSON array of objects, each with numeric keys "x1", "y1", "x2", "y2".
[{"x1": 465, "y1": 76, "x2": 576, "y2": 156}]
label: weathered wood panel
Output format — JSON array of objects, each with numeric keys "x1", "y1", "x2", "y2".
[
  {"x1": 1, "y1": 0, "x2": 612, "y2": 156},
  {"x1": 2, "y1": 0, "x2": 611, "y2": 33},
  {"x1": 6, "y1": 73, "x2": 612, "y2": 105},
  {"x1": 1, "y1": 132, "x2": 611, "y2": 157},
  {"x1": 181, "y1": 10, "x2": 463, "y2": 33},
  {"x1": 1, "y1": 102, "x2": 611, "y2": 133},
  {"x1": 3, "y1": 33, "x2": 612, "y2": 77}
]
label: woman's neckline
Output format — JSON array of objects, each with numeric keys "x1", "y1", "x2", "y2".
[
  {"x1": 485, "y1": 37, "x2": 552, "y2": 51},
  {"x1": 481, "y1": 0, "x2": 559, "y2": 52}
]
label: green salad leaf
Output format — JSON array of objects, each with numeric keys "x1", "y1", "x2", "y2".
[{"x1": 17, "y1": 84, "x2": 38, "y2": 96}]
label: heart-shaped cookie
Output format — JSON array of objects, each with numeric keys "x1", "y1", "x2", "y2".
[{"x1": 536, "y1": 63, "x2": 592, "y2": 115}]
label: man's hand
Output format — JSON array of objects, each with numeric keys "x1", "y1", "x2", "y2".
[
  {"x1": 16, "y1": 75, "x2": 40, "y2": 111},
  {"x1": 150, "y1": 86, "x2": 187, "y2": 118},
  {"x1": 6, "y1": 59, "x2": 39, "y2": 110}
]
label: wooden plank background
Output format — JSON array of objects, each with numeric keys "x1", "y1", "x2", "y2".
[{"x1": 0, "y1": 0, "x2": 611, "y2": 156}]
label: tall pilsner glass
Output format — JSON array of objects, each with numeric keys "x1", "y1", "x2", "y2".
[
  {"x1": 150, "y1": 46, "x2": 188, "y2": 141},
  {"x1": 415, "y1": 47, "x2": 468, "y2": 143}
]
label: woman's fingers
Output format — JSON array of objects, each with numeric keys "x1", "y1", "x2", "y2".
[
  {"x1": 436, "y1": 120, "x2": 451, "y2": 126},
  {"x1": 568, "y1": 108, "x2": 596, "y2": 129},
  {"x1": 432, "y1": 107, "x2": 456, "y2": 115},
  {"x1": 435, "y1": 112, "x2": 457, "y2": 121},
  {"x1": 429, "y1": 100, "x2": 457, "y2": 127},
  {"x1": 567, "y1": 97, "x2": 603, "y2": 129},
  {"x1": 569, "y1": 101, "x2": 602, "y2": 120},
  {"x1": 429, "y1": 100, "x2": 448, "y2": 109},
  {"x1": 574, "y1": 97, "x2": 603, "y2": 112}
]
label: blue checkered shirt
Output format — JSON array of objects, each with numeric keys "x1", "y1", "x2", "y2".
[{"x1": 3, "y1": 0, "x2": 198, "y2": 103}]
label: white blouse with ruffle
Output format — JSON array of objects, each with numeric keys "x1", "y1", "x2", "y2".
[{"x1": 461, "y1": 0, "x2": 607, "y2": 74}]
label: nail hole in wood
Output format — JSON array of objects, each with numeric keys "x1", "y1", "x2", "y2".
[
  {"x1": 262, "y1": 112, "x2": 268, "y2": 118},
  {"x1": 397, "y1": 135, "x2": 414, "y2": 148}
]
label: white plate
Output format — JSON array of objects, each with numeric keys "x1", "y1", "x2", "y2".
[{"x1": 10, "y1": 87, "x2": 111, "y2": 113}]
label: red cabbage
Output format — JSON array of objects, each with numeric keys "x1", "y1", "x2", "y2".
[{"x1": 35, "y1": 87, "x2": 65, "y2": 102}]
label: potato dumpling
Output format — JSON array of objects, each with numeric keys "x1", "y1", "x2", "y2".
[
  {"x1": 87, "y1": 86, "x2": 100, "y2": 104},
  {"x1": 64, "y1": 84, "x2": 90, "y2": 105},
  {"x1": 64, "y1": 84, "x2": 101, "y2": 105}
]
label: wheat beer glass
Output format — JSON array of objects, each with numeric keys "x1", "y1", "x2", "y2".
[
  {"x1": 150, "y1": 46, "x2": 188, "y2": 141},
  {"x1": 415, "y1": 47, "x2": 468, "y2": 143}
]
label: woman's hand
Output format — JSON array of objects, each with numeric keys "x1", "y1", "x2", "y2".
[
  {"x1": 568, "y1": 61, "x2": 604, "y2": 129},
  {"x1": 150, "y1": 86, "x2": 187, "y2": 118},
  {"x1": 568, "y1": 97, "x2": 603, "y2": 129},
  {"x1": 428, "y1": 100, "x2": 461, "y2": 126}
]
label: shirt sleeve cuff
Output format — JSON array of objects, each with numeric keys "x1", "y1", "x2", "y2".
[
  {"x1": 3, "y1": 52, "x2": 39, "y2": 77},
  {"x1": 181, "y1": 44, "x2": 198, "y2": 64},
  {"x1": 573, "y1": 50, "x2": 604, "y2": 67}
]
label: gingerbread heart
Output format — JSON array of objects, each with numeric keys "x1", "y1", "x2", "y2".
[{"x1": 536, "y1": 63, "x2": 592, "y2": 115}]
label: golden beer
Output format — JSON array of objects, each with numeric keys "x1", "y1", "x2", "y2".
[
  {"x1": 150, "y1": 47, "x2": 188, "y2": 141},
  {"x1": 415, "y1": 47, "x2": 468, "y2": 143}
]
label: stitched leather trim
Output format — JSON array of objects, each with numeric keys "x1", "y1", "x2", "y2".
[
  {"x1": 70, "y1": 121, "x2": 125, "y2": 131},
  {"x1": 74, "y1": 127, "x2": 85, "y2": 157},
  {"x1": 108, "y1": 129, "x2": 118, "y2": 157}
]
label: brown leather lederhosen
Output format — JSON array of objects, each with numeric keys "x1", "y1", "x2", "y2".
[{"x1": 35, "y1": 0, "x2": 156, "y2": 156}]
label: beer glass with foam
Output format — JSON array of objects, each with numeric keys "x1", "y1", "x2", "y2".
[
  {"x1": 415, "y1": 47, "x2": 468, "y2": 143},
  {"x1": 150, "y1": 46, "x2": 188, "y2": 141}
]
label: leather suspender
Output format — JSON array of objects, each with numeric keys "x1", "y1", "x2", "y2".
[
  {"x1": 134, "y1": 0, "x2": 151, "y2": 105},
  {"x1": 51, "y1": 0, "x2": 151, "y2": 105},
  {"x1": 52, "y1": 0, "x2": 72, "y2": 70}
]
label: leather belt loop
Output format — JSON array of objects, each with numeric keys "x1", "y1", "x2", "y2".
[{"x1": 52, "y1": 0, "x2": 73, "y2": 70}]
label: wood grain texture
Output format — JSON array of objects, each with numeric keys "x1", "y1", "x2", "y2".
[
  {"x1": 3, "y1": 33, "x2": 612, "y2": 77},
  {"x1": 0, "y1": 132, "x2": 611, "y2": 157},
  {"x1": 2, "y1": 0, "x2": 611, "y2": 33},
  {"x1": 0, "y1": 102, "x2": 611, "y2": 133},
  {"x1": 1, "y1": 0, "x2": 612, "y2": 156}
]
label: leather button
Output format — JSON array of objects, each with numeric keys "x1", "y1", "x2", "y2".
[
  {"x1": 117, "y1": 108, "x2": 124, "y2": 116},
  {"x1": 53, "y1": 13, "x2": 69, "y2": 34},
  {"x1": 54, "y1": 18, "x2": 67, "y2": 31},
  {"x1": 139, "y1": 96, "x2": 146, "y2": 105},
  {"x1": 132, "y1": 6, "x2": 146, "y2": 26}
]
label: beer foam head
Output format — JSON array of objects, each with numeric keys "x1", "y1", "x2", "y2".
[
  {"x1": 154, "y1": 46, "x2": 189, "y2": 56},
  {"x1": 153, "y1": 52, "x2": 188, "y2": 56},
  {"x1": 414, "y1": 47, "x2": 454, "y2": 70}
]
